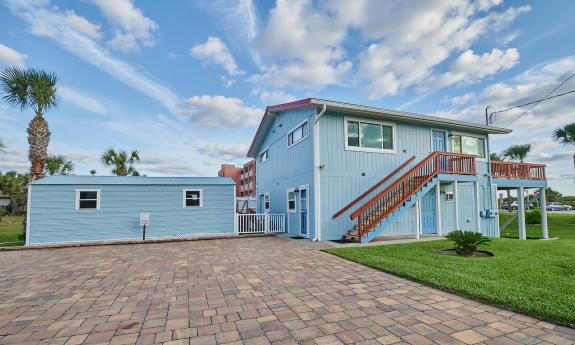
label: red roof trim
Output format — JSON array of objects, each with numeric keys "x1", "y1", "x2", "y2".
[{"x1": 247, "y1": 98, "x2": 313, "y2": 157}]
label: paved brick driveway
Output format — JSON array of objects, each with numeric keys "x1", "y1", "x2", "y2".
[{"x1": 0, "y1": 237, "x2": 574, "y2": 345}]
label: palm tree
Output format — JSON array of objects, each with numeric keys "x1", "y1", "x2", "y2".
[
  {"x1": 0, "y1": 137, "x2": 5, "y2": 152},
  {"x1": 101, "y1": 148, "x2": 140, "y2": 176},
  {"x1": 90, "y1": 169, "x2": 97, "y2": 176},
  {"x1": 490, "y1": 152, "x2": 504, "y2": 161},
  {"x1": 45, "y1": 155, "x2": 74, "y2": 175},
  {"x1": 553, "y1": 123, "x2": 575, "y2": 183},
  {"x1": 0, "y1": 67, "x2": 58, "y2": 181},
  {"x1": 503, "y1": 144, "x2": 531, "y2": 162}
]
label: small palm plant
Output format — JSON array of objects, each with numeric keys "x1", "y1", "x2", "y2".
[
  {"x1": 446, "y1": 230, "x2": 491, "y2": 256},
  {"x1": 89, "y1": 169, "x2": 97, "y2": 176},
  {"x1": 101, "y1": 148, "x2": 140, "y2": 176}
]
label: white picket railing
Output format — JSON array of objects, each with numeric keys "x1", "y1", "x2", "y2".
[{"x1": 236, "y1": 213, "x2": 285, "y2": 234}]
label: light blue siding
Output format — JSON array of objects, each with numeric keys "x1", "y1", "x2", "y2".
[
  {"x1": 439, "y1": 182, "x2": 456, "y2": 234},
  {"x1": 255, "y1": 107, "x2": 316, "y2": 238},
  {"x1": 29, "y1": 183, "x2": 235, "y2": 244},
  {"x1": 318, "y1": 111, "x2": 493, "y2": 240},
  {"x1": 457, "y1": 182, "x2": 478, "y2": 231}
]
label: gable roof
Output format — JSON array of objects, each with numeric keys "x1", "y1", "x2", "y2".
[
  {"x1": 31, "y1": 175, "x2": 235, "y2": 186},
  {"x1": 247, "y1": 98, "x2": 512, "y2": 157}
]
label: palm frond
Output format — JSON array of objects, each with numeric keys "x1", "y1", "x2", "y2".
[
  {"x1": 0, "y1": 67, "x2": 30, "y2": 111},
  {"x1": 553, "y1": 123, "x2": 575, "y2": 145},
  {"x1": 27, "y1": 69, "x2": 58, "y2": 115},
  {"x1": 0, "y1": 137, "x2": 5, "y2": 152}
]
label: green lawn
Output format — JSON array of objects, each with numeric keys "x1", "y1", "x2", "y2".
[
  {"x1": 324, "y1": 213, "x2": 575, "y2": 327},
  {"x1": 0, "y1": 216, "x2": 25, "y2": 247}
]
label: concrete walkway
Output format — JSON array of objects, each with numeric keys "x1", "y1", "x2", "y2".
[{"x1": 0, "y1": 236, "x2": 573, "y2": 344}]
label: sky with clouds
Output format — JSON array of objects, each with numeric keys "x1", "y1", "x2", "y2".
[{"x1": 0, "y1": 0, "x2": 574, "y2": 194}]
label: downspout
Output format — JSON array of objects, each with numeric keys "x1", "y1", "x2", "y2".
[{"x1": 313, "y1": 104, "x2": 327, "y2": 241}]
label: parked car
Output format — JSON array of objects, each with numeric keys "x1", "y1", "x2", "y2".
[
  {"x1": 510, "y1": 201, "x2": 533, "y2": 210},
  {"x1": 546, "y1": 202, "x2": 572, "y2": 211}
]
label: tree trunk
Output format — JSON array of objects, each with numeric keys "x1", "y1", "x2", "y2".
[
  {"x1": 9, "y1": 197, "x2": 17, "y2": 216},
  {"x1": 27, "y1": 115, "x2": 50, "y2": 181}
]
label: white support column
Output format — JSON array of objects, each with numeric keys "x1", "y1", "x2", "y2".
[
  {"x1": 436, "y1": 183, "x2": 442, "y2": 236},
  {"x1": 475, "y1": 182, "x2": 481, "y2": 233},
  {"x1": 540, "y1": 187, "x2": 549, "y2": 239},
  {"x1": 507, "y1": 189, "x2": 512, "y2": 212},
  {"x1": 454, "y1": 181, "x2": 459, "y2": 230},
  {"x1": 415, "y1": 201, "x2": 421, "y2": 239},
  {"x1": 517, "y1": 187, "x2": 526, "y2": 240}
]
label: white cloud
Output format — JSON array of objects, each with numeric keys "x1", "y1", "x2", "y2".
[
  {"x1": 190, "y1": 37, "x2": 244, "y2": 76},
  {"x1": 432, "y1": 48, "x2": 520, "y2": 88},
  {"x1": 91, "y1": 0, "x2": 158, "y2": 52},
  {"x1": 342, "y1": 1, "x2": 530, "y2": 98},
  {"x1": 5, "y1": 0, "x2": 179, "y2": 113},
  {"x1": 250, "y1": 0, "x2": 352, "y2": 89},
  {"x1": 196, "y1": 143, "x2": 249, "y2": 161},
  {"x1": 446, "y1": 92, "x2": 476, "y2": 106},
  {"x1": 251, "y1": 88, "x2": 296, "y2": 104},
  {"x1": 59, "y1": 86, "x2": 108, "y2": 115},
  {"x1": 0, "y1": 42, "x2": 27, "y2": 66},
  {"x1": 64, "y1": 10, "x2": 101, "y2": 39},
  {"x1": 179, "y1": 95, "x2": 262, "y2": 127}
]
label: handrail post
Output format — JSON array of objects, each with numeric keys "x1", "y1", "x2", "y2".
[{"x1": 265, "y1": 213, "x2": 270, "y2": 234}]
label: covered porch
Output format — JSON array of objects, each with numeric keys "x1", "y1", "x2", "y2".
[{"x1": 491, "y1": 160, "x2": 549, "y2": 240}]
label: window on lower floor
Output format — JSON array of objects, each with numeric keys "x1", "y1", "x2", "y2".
[
  {"x1": 76, "y1": 190, "x2": 100, "y2": 210},
  {"x1": 183, "y1": 189, "x2": 202, "y2": 208},
  {"x1": 451, "y1": 135, "x2": 486, "y2": 158},
  {"x1": 287, "y1": 190, "x2": 296, "y2": 212}
]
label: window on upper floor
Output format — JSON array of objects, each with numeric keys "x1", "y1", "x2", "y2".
[
  {"x1": 76, "y1": 190, "x2": 100, "y2": 210},
  {"x1": 258, "y1": 149, "x2": 269, "y2": 164},
  {"x1": 451, "y1": 135, "x2": 486, "y2": 159},
  {"x1": 287, "y1": 120, "x2": 309, "y2": 148},
  {"x1": 345, "y1": 118, "x2": 395, "y2": 153}
]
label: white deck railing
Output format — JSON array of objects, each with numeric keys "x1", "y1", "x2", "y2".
[{"x1": 236, "y1": 213, "x2": 285, "y2": 234}]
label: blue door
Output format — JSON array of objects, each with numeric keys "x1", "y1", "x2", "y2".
[
  {"x1": 421, "y1": 189, "x2": 437, "y2": 234},
  {"x1": 432, "y1": 130, "x2": 446, "y2": 152}
]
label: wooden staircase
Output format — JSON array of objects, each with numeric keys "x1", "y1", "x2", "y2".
[{"x1": 345, "y1": 152, "x2": 477, "y2": 243}]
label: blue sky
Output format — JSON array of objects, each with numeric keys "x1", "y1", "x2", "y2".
[{"x1": 0, "y1": 0, "x2": 574, "y2": 194}]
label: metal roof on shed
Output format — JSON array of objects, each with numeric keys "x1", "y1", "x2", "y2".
[{"x1": 31, "y1": 175, "x2": 235, "y2": 185}]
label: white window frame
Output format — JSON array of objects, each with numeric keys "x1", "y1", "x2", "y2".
[
  {"x1": 258, "y1": 148, "x2": 270, "y2": 165},
  {"x1": 75, "y1": 189, "x2": 101, "y2": 210},
  {"x1": 344, "y1": 116, "x2": 397, "y2": 154},
  {"x1": 183, "y1": 189, "x2": 203, "y2": 208},
  {"x1": 450, "y1": 132, "x2": 487, "y2": 161},
  {"x1": 286, "y1": 189, "x2": 297, "y2": 213},
  {"x1": 262, "y1": 193, "x2": 270, "y2": 212},
  {"x1": 287, "y1": 119, "x2": 309, "y2": 148}
]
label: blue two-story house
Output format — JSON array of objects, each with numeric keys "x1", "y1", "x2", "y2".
[{"x1": 247, "y1": 99, "x2": 549, "y2": 243}]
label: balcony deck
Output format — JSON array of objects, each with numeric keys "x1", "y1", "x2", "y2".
[{"x1": 490, "y1": 161, "x2": 547, "y2": 188}]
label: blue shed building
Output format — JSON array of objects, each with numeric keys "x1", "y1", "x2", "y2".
[
  {"x1": 247, "y1": 98, "x2": 549, "y2": 243},
  {"x1": 27, "y1": 176, "x2": 236, "y2": 245}
]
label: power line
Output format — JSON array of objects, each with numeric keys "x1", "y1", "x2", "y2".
[
  {"x1": 492, "y1": 88, "x2": 575, "y2": 115},
  {"x1": 495, "y1": 71, "x2": 575, "y2": 126}
]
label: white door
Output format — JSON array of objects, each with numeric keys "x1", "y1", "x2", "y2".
[{"x1": 299, "y1": 187, "x2": 308, "y2": 237}]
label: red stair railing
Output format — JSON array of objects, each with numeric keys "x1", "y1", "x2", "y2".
[
  {"x1": 333, "y1": 155, "x2": 416, "y2": 219},
  {"x1": 491, "y1": 161, "x2": 546, "y2": 180},
  {"x1": 350, "y1": 152, "x2": 476, "y2": 239}
]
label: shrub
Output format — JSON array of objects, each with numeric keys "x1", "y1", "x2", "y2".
[
  {"x1": 0, "y1": 208, "x2": 5, "y2": 222},
  {"x1": 446, "y1": 230, "x2": 491, "y2": 256},
  {"x1": 526, "y1": 208, "x2": 542, "y2": 224}
]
